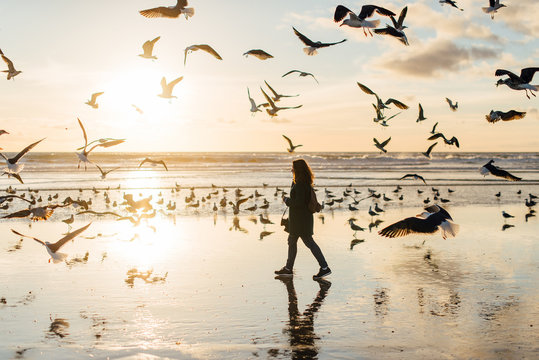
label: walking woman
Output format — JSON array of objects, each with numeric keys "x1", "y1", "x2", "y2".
[{"x1": 275, "y1": 159, "x2": 331, "y2": 279}]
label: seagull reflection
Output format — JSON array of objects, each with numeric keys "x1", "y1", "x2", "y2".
[
  {"x1": 272, "y1": 276, "x2": 331, "y2": 359},
  {"x1": 47, "y1": 318, "x2": 70, "y2": 338}
]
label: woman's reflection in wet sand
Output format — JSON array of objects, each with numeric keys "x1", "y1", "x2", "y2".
[{"x1": 273, "y1": 276, "x2": 331, "y2": 359}]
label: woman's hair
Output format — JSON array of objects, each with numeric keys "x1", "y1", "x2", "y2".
[{"x1": 292, "y1": 159, "x2": 314, "y2": 185}]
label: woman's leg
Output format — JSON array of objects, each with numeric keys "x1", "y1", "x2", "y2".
[
  {"x1": 300, "y1": 235, "x2": 328, "y2": 268},
  {"x1": 285, "y1": 234, "x2": 300, "y2": 269}
]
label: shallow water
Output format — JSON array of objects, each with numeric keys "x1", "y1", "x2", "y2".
[{"x1": 1, "y1": 182, "x2": 538, "y2": 359}]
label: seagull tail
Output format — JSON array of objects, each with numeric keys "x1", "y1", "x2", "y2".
[
  {"x1": 303, "y1": 47, "x2": 318, "y2": 56},
  {"x1": 439, "y1": 220, "x2": 459, "y2": 239},
  {"x1": 183, "y1": 8, "x2": 195, "y2": 19}
]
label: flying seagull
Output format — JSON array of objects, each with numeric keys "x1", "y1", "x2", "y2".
[
  {"x1": 264, "y1": 80, "x2": 299, "y2": 102},
  {"x1": 282, "y1": 135, "x2": 303, "y2": 153},
  {"x1": 422, "y1": 142, "x2": 437, "y2": 158},
  {"x1": 158, "y1": 76, "x2": 183, "y2": 99},
  {"x1": 417, "y1": 103, "x2": 427, "y2": 122},
  {"x1": 373, "y1": 137, "x2": 391, "y2": 153},
  {"x1": 139, "y1": 0, "x2": 194, "y2": 19},
  {"x1": 85, "y1": 92, "x2": 104, "y2": 109},
  {"x1": 485, "y1": 110, "x2": 526, "y2": 123},
  {"x1": 445, "y1": 97, "x2": 458, "y2": 111},
  {"x1": 139, "y1": 36, "x2": 160, "y2": 59},
  {"x1": 184, "y1": 44, "x2": 222, "y2": 66},
  {"x1": 282, "y1": 70, "x2": 319, "y2": 84},
  {"x1": 76, "y1": 118, "x2": 125, "y2": 170},
  {"x1": 374, "y1": 6, "x2": 409, "y2": 45},
  {"x1": 139, "y1": 157, "x2": 168, "y2": 171},
  {"x1": 428, "y1": 133, "x2": 460, "y2": 148},
  {"x1": 243, "y1": 49, "x2": 273, "y2": 60},
  {"x1": 482, "y1": 0, "x2": 506, "y2": 19},
  {"x1": 439, "y1": 0, "x2": 464, "y2": 11},
  {"x1": 0, "y1": 138, "x2": 45, "y2": 176},
  {"x1": 0, "y1": 48, "x2": 22, "y2": 80},
  {"x1": 430, "y1": 122, "x2": 438, "y2": 134},
  {"x1": 132, "y1": 104, "x2": 144, "y2": 114},
  {"x1": 95, "y1": 164, "x2": 120, "y2": 179},
  {"x1": 292, "y1": 27, "x2": 346, "y2": 56},
  {"x1": 260, "y1": 88, "x2": 302, "y2": 117},
  {"x1": 379, "y1": 204, "x2": 459, "y2": 240},
  {"x1": 247, "y1": 87, "x2": 263, "y2": 115},
  {"x1": 399, "y1": 174, "x2": 427, "y2": 184},
  {"x1": 11, "y1": 223, "x2": 92, "y2": 263},
  {"x1": 480, "y1": 159, "x2": 521, "y2": 181},
  {"x1": 334, "y1": 4, "x2": 395, "y2": 37},
  {"x1": 357, "y1": 82, "x2": 408, "y2": 111},
  {"x1": 495, "y1": 67, "x2": 539, "y2": 99},
  {"x1": 3, "y1": 203, "x2": 68, "y2": 221}
]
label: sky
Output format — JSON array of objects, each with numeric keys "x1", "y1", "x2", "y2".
[{"x1": 0, "y1": 0, "x2": 538, "y2": 153}]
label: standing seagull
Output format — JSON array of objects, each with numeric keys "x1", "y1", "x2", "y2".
[
  {"x1": 11, "y1": 223, "x2": 92, "y2": 263},
  {"x1": 417, "y1": 103, "x2": 427, "y2": 122},
  {"x1": 485, "y1": 110, "x2": 526, "y2": 123},
  {"x1": 334, "y1": 4, "x2": 395, "y2": 37},
  {"x1": 139, "y1": 36, "x2": 160, "y2": 59},
  {"x1": 480, "y1": 160, "x2": 521, "y2": 181},
  {"x1": 378, "y1": 204, "x2": 459, "y2": 240},
  {"x1": 292, "y1": 27, "x2": 346, "y2": 56},
  {"x1": 439, "y1": 0, "x2": 464, "y2": 11},
  {"x1": 139, "y1": 0, "x2": 194, "y2": 19},
  {"x1": 482, "y1": 0, "x2": 506, "y2": 19},
  {"x1": 282, "y1": 70, "x2": 319, "y2": 84},
  {"x1": 243, "y1": 49, "x2": 273, "y2": 60},
  {"x1": 282, "y1": 135, "x2": 303, "y2": 153},
  {"x1": 158, "y1": 76, "x2": 183, "y2": 99},
  {"x1": 260, "y1": 88, "x2": 302, "y2": 117},
  {"x1": 373, "y1": 137, "x2": 391, "y2": 153},
  {"x1": 0, "y1": 49, "x2": 22, "y2": 80},
  {"x1": 184, "y1": 44, "x2": 222, "y2": 66},
  {"x1": 0, "y1": 138, "x2": 45, "y2": 177},
  {"x1": 374, "y1": 6, "x2": 409, "y2": 45},
  {"x1": 247, "y1": 88, "x2": 263, "y2": 115},
  {"x1": 445, "y1": 97, "x2": 458, "y2": 111},
  {"x1": 495, "y1": 67, "x2": 539, "y2": 99},
  {"x1": 85, "y1": 92, "x2": 104, "y2": 109}
]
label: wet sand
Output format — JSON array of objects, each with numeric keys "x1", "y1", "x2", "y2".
[{"x1": 0, "y1": 184, "x2": 538, "y2": 359}]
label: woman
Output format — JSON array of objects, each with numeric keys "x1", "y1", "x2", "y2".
[{"x1": 275, "y1": 159, "x2": 331, "y2": 279}]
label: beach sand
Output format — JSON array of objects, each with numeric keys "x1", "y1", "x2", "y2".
[{"x1": 0, "y1": 183, "x2": 538, "y2": 359}]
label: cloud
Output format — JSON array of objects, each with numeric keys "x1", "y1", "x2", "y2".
[
  {"x1": 377, "y1": 39, "x2": 498, "y2": 77},
  {"x1": 499, "y1": 1, "x2": 539, "y2": 36}
]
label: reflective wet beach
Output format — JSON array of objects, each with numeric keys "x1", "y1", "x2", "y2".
[{"x1": 1, "y1": 181, "x2": 538, "y2": 359}]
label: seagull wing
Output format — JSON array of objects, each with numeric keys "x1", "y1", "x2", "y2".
[
  {"x1": 399, "y1": 174, "x2": 413, "y2": 180},
  {"x1": 11, "y1": 229, "x2": 46, "y2": 245},
  {"x1": 490, "y1": 165, "x2": 521, "y2": 181},
  {"x1": 445, "y1": 97, "x2": 453, "y2": 106},
  {"x1": 418, "y1": 103, "x2": 424, "y2": 118},
  {"x1": 140, "y1": 6, "x2": 182, "y2": 18},
  {"x1": 334, "y1": 5, "x2": 354, "y2": 22},
  {"x1": 292, "y1": 27, "x2": 315, "y2": 47},
  {"x1": 359, "y1": 5, "x2": 395, "y2": 19},
  {"x1": 431, "y1": 122, "x2": 438, "y2": 133},
  {"x1": 282, "y1": 70, "x2": 300, "y2": 78},
  {"x1": 195, "y1": 44, "x2": 222, "y2": 60},
  {"x1": 1, "y1": 52, "x2": 15, "y2": 71},
  {"x1": 260, "y1": 88, "x2": 276, "y2": 109},
  {"x1": 48, "y1": 222, "x2": 92, "y2": 253},
  {"x1": 139, "y1": 158, "x2": 150, "y2": 168},
  {"x1": 378, "y1": 216, "x2": 438, "y2": 238},
  {"x1": 385, "y1": 98, "x2": 409, "y2": 109},
  {"x1": 424, "y1": 142, "x2": 437, "y2": 156},
  {"x1": 282, "y1": 135, "x2": 294, "y2": 148},
  {"x1": 243, "y1": 49, "x2": 273, "y2": 59},
  {"x1": 427, "y1": 133, "x2": 446, "y2": 141},
  {"x1": 519, "y1": 67, "x2": 539, "y2": 84},
  {"x1": 158, "y1": 160, "x2": 168, "y2": 171},
  {"x1": 3, "y1": 209, "x2": 32, "y2": 219},
  {"x1": 90, "y1": 92, "x2": 104, "y2": 103},
  {"x1": 11, "y1": 173, "x2": 24, "y2": 184},
  {"x1": 374, "y1": 26, "x2": 400, "y2": 37},
  {"x1": 357, "y1": 82, "x2": 376, "y2": 96},
  {"x1": 264, "y1": 80, "x2": 279, "y2": 98},
  {"x1": 450, "y1": 137, "x2": 460, "y2": 148},
  {"x1": 397, "y1": 6, "x2": 407, "y2": 27},
  {"x1": 495, "y1": 69, "x2": 520, "y2": 81},
  {"x1": 501, "y1": 110, "x2": 526, "y2": 121},
  {"x1": 10, "y1": 138, "x2": 45, "y2": 163},
  {"x1": 373, "y1": 138, "x2": 381, "y2": 147},
  {"x1": 168, "y1": 76, "x2": 184, "y2": 89},
  {"x1": 380, "y1": 137, "x2": 391, "y2": 148},
  {"x1": 317, "y1": 39, "x2": 347, "y2": 48}
]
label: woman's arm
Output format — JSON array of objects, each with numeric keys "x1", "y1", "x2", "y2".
[{"x1": 284, "y1": 183, "x2": 308, "y2": 208}]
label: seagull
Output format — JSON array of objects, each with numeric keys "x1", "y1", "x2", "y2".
[
  {"x1": 399, "y1": 174, "x2": 427, "y2": 184},
  {"x1": 282, "y1": 135, "x2": 302, "y2": 153},
  {"x1": 3, "y1": 203, "x2": 67, "y2": 221},
  {"x1": 501, "y1": 211, "x2": 514, "y2": 219},
  {"x1": 260, "y1": 88, "x2": 302, "y2": 117},
  {"x1": 357, "y1": 82, "x2": 409, "y2": 110},
  {"x1": 417, "y1": 103, "x2": 427, "y2": 122},
  {"x1": 243, "y1": 49, "x2": 273, "y2": 60},
  {"x1": 85, "y1": 92, "x2": 104, "y2": 109},
  {"x1": 0, "y1": 48, "x2": 22, "y2": 80},
  {"x1": 292, "y1": 27, "x2": 346, "y2": 56},
  {"x1": 139, "y1": 158, "x2": 168, "y2": 171},
  {"x1": 374, "y1": 6, "x2": 409, "y2": 45},
  {"x1": 486, "y1": 110, "x2": 526, "y2": 123},
  {"x1": 139, "y1": 36, "x2": 160, "y2": 59},
  {"x1": 422, "y1": 142, "x2": 437, "y2": 158},
  {"x1": 95, "y1": 164, "x2": 120, "y2": 179},
  {"x1": 480, "y1": 159, "x2": 521, "y2": 181},
  {"x1": 482, "y1": 0, "x2": 506, "y2": 19},
  {"x1": 495, "y1": 67, "x2": 539, "y2": 99},
  {"x1": 446, "y1": 97, "x2": 458, "y2": 111},
  {"x1": 264, "y1": 80, "x2": 299, "y2": 102},
  {"x1": 282, "y1": 70, "x2": 319, "y2": 84},
  {"x1": 334, "y1": 5, "x2": 395, "y2": 37},
  {"x1": 348, "y1": 219, "x2": 365, "y2": 234},
  {"x1": 428, "y1": 133, "x2": 460, "y2": 148},
  {"x1": 0, "y1": 138, "x2": 45, "y2": 176},
  {"x1": 184, "y1": 44, "x2": 222, "y2": 66},
  {"x1": 11, "y1": 223, "x2": 92, "y2": 263},
  {"x1": 439, "y1": 0, "x2": 464, "y2": 11},
  {"x1": 379, "y1": 204, "x2": 459, "y2": 240},
  {"x1": 0, "y1": 129, "x2": 8, "y2": 136},
  {"x1": 158, "y1": 76, "x2": 183, "y2": 99},
  {"x1": 139, "y1": 0, "x2": 194, "y2": 19},
  {"x1": 373, "y1": 137, "x2": 391, "y2": 153},
  {"x1": 132, "y1": 104, "x2": 144, "y2": 114},
  {"x1": 76, "y1": 118, "x2": 124, "y2": 170},
  {"x1": 368, "y1": 206, "x2": 378, "y2": 217},
  {"x1": 247, "y1": 87, "x2": 263, "y2": 115},
  {"x1": 430, "y1": 122, "x2": 438, "y2": 134}
]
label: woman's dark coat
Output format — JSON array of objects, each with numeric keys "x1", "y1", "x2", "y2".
[{"x1": 285, "y1": 182, "x2": 313, "y2": 236}]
